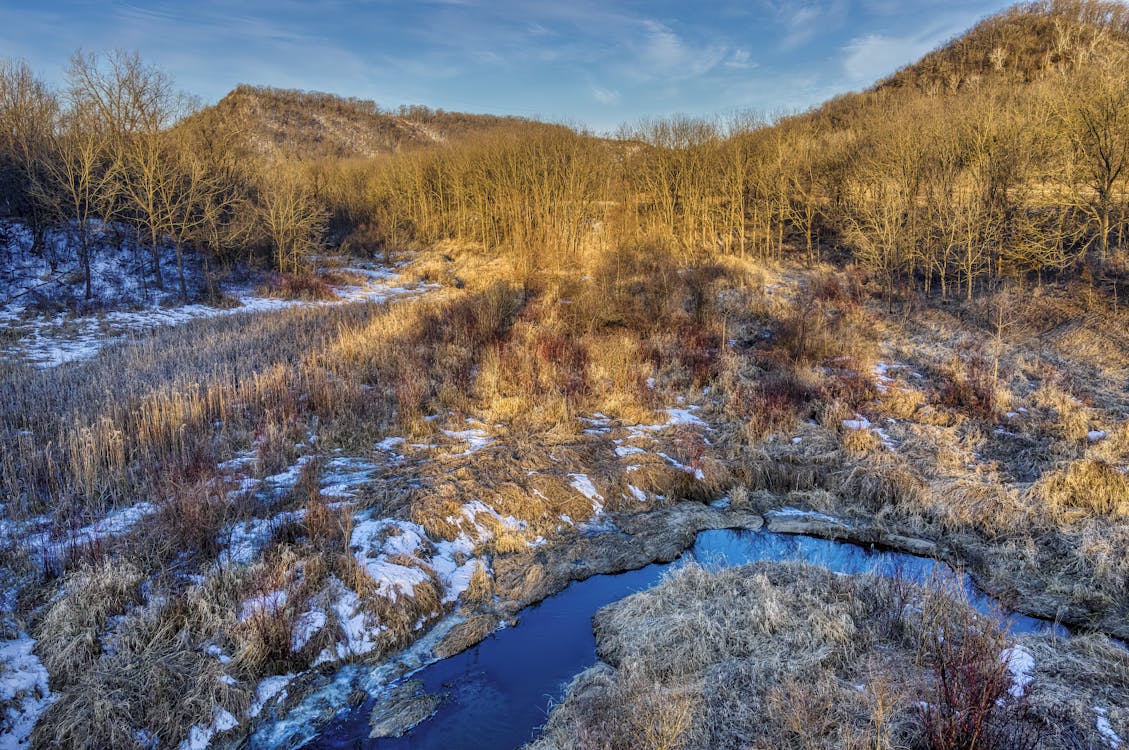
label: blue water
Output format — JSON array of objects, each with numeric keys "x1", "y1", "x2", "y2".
[{"x1": 303, "y1": 529, "x2": 1065, "y2": 750}]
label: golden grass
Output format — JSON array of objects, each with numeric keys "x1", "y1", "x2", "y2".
[
  {"x1": 1033, "y1": 459, "x2": 1129, "y2": 519},
  {"x1": 7, "y1": 245, "x2": 1129, "y2": 749},
  {"x1": 530, "y1": 562, "x2": 1128, "y2": 750}
]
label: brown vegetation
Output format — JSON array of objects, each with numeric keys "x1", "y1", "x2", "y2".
[{"x1": 530, "y1": 562, "x2": 1128, "y2": 750}]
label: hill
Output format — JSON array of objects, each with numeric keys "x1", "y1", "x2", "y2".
[
  {"x1": 195, "y1": 84, "x2": 537, "y2": 158},
  {"x1": 877, "y1": 0, "x2": 1129, "y2": 93}
]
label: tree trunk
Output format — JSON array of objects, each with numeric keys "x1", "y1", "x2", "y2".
[
  {"x1": 176, "y1": 241, "x2": 188, "y2": 303},
  {"x1": 150, "y1": 225, "x2": 164, "y2": 290}
]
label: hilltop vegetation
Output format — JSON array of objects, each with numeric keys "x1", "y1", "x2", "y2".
[{"x1": 199, "y1": 85, "x2": 542, "y2": 159}]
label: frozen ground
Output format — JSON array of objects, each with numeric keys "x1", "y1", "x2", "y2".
[{"x1": 0, "y1": 221, "x2": 429, "y2": 367}]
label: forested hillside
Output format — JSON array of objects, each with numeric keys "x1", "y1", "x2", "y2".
[{"x1": 2, "y1": 0, "x2": 1128, "y2": 305}]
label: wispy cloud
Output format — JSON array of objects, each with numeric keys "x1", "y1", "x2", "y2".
[
  {"x1": 591, "y1": 85, "x2": 620, "y2": 104},
  {"x1": 841, "y1": 12, "x2": 975, "y2": 84}
]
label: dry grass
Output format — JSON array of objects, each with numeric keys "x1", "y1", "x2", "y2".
[
  {"x1": 6, "y1": 244, "x2": 1129, "y2": 749},
  {"x1": 530, "y1": 562, "x2": 1127, "y2": 750},
  {"x1": 1034, "y1": 459, "x2": 1129, "y2": 519}
]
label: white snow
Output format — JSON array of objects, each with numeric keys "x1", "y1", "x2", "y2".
[
  {"x1": 16, "y1": 502, "x2": 156, "y2": 572},
  {"x1": 248, "y1": 674, "x2": 296, "y2": 719},
  {"x1": 318, "y1": 456, "x2": 380, "y2": 499},
  {"x1": 1089, "y1": 430, "x2": 1108, "y2": 442},
  {"x1": 350, "y1": 520, "x2": 431, "y2": 602},
  {"x1": 220, "y1": 510, "x2": 305, "y2": 566},
  {"x1": 1095, "y1": 707, "x2": 1123, "y2": 749},
  {"x1": 766, "y1": 507, "x2": 850, "y2": 527},
  {"x1": 375, "y1": 436, "x2": 406, "y2": 452},
  {"x1": 657, "y1": 452, "x2": 706, "y2": 481},
  {"x1": 664, "y1": 407, "x2": 707, "y2": 427},
  {"x1": 622, "y1": 406, "x2": 708, "y2": 442},
  {"x1": 1001, "y1": 644, "x2": 1035, "y2": 699},
  {"x1": 290, "y1": 610, "x2": 327, "y2": 653},
  {"x1": 842, "y1": 415, "x2": 872, "y2": 431},
  {"x1": 313, "y1": 580, "x2": 386, "y2": 664},
  {"x1": 239, "y1": 590, "x2": 289, "y2": 622},
  {"x1": 178, "y1": 707, "x2": 239, "y2": 750},
  {"x1": 1, "y1": 239, "x2": 429, "y2": 368},
  {"x1": 262, "y1": 455, "x2": 316, "y2": 489},
  {"x1": 0, "y1": 634, "x2": 54, "y2": 749},
  {"x1": 569, "y1": 473, "x2": 604, "y2": 516},
  {"x1": 440, "y1": 424, "x2": 494, "y2": 455},
  {"x1": 873, "y1": 427, "x2": 896, "y2": 450},
  {"x1": 873, "y1": 361, "x2": 893, "y2": 392},
  {"x1": 204, "y1": 644, "x2": 232, "y2": 665},
  {"x1": 626, "y1": 485, "x2": 647, "y2": 502}
]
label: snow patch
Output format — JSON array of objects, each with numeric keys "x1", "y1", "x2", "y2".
[
  {"x1": 248, "y1": 674, "x2": 296, "y2": 719},
  {"x1": 0, "y1": 634, "x2": 54, "y2": 749},
  {"x1": 291, "y1": 610, "x2": 327, "y2": 653},
  {"x1": 1095, "y1": 707, "x2": 1123, "y2": 749},
  {"x1": 239, "y1": 590, "x2": 289, "y2": 622},
  {"x1": 220, "y1": 510, "x2": 305, "y2": 566},
  {"x1": 569, "y1": 473, "x2": 604, "y2": 516},
  {"x1": 178, "y1": 707, "x2": 239, "y2": 750},
  {"x1": 1001, "y1": 644, "x2": 1035, "y2": 699}
]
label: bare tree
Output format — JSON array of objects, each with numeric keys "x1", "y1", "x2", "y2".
[
  {"x1": 256, "y1": 163, "x2": 328, "y2": 274},
  {"x1": 0, "y1": 59, "x2": 58, "y2": 256},
  {"x1": 33, "y1": 99, "x2": 116, "y2": 300},
  {"x1": 1056, "y1": 57, "x2": 1129, "y2": 263},
  {"x1": 70, "y1": 50, "x2": 187, "y2": 291}
]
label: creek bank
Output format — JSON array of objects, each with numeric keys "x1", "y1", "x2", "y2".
[{"x1": 252, "y1": 499, "x2": 1120, "y2": 748}]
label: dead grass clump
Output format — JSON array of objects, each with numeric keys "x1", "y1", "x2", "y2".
[
  {"x1": 33, "y1": 614, "x2": 249, "y2": 750},
  {"x1": 880, "y1": 384, "x2": 926, "y2": 420},
  {"x1": 258, "y1": 271, "x2": 338, "y2": 300},
  {"x1": 33, "y1": 559, "x2": 146, "y2": 686},
  {"x1": 531, "y1": 562, "x2": 1122, "y2": 750},
  {"x1": 150, "y1": 478, "x2": 231, "y2": 561},
  {"x1": 1030, "y1": 383, "x2": 1092, "y2": 443},
  {"x1": 464, "y1": 561, "x2": 494, "y2": 603},
  {"x1": 231, "y1": 549, "x2": 313, "y2": 673},
  {"x1": 774, "y1": 287, "x2": 878, "y2": 372},
  {"x1": 361, "y1": 571, "x2": 444, "y2": 648},
  {"x1": 938, "y1": 348, "x2": 998, "y2": 421},
  {"x1": 917, "y1": 615, "x2": 1040, "y2": 750},
  {"x1": 328, "y1": 282, "x2": 522, "y2": 432},
  {"x1": 732, "y1": 365, "x2": 821, "y2": 440},
  {"x1": 304, "y1": 492, "x2": 348, "y2": 551},
  {"x1": 1033, "y1": 459, "x2": 1129, "y2": 519},
  {"x1": 843, "y1": 426, "x2": 883, "y2": 455},
  {"x1": 836, "y1": 463, "x2": 927, "y2": 516}
]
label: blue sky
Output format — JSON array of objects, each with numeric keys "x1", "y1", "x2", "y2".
[{"x1": 3, "y1": 0, "x2": 1011, "y2": 132}]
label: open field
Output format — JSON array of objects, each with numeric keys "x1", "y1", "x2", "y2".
[{"x1": 1, "y1": 240, "x2": 1127, "y2": 748}]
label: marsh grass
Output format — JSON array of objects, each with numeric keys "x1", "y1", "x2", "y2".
[
  {"x1": 5, "y1": 245, "x2": 1129, "y2": 749},
  {"x1": 530, "y1": 562, "x2": 1125, "y2": 750}
]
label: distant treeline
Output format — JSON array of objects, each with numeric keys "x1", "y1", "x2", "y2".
[{"x1": 2, "y1": 0, "x2": 1128, "y2": 300}]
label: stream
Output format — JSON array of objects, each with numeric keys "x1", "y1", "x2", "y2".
[{"x1": 301, "y1": 527, "x2": 1066, "y2": 750}]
